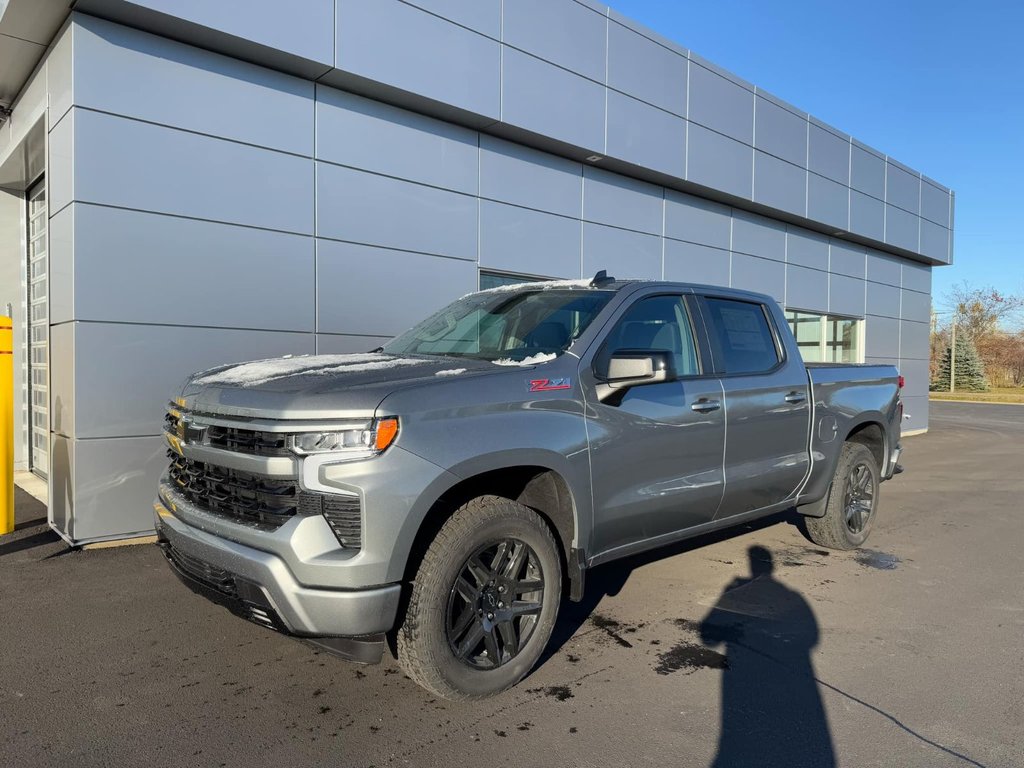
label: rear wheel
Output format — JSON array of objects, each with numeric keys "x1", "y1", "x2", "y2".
[
  {"x1": 806, "y1": 442, "x2": 881, "y2": 550},
  {"x1": 397, "y1": 496, "x2": 562, "y2": 700}
]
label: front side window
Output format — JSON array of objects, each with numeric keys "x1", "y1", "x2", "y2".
[
  {"x1": 598, "y1": 295, "x2": 700, "y2": 377},
  {"x1": 704, "y1": 298, "x2": 781, "y2": 374},
  {"x1": 383, "y1": 289, "x2": 613, "y2": 362}
]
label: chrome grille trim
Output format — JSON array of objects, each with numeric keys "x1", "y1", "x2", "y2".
[{"x1": 164, "y1": 435, "x2": 299, "y2": 477}]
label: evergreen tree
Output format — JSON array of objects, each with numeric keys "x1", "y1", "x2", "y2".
[{"x1": 930, "y1": 337, "x2": 990, "y2": 392}]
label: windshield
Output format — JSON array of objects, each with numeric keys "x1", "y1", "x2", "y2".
[{"x1": 383, "y1": 289, "x2": 614, "y2": 363}]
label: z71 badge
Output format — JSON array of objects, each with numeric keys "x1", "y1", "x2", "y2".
[{"x1": 529, "y1": 377, "x2": 572, "y2": 392}]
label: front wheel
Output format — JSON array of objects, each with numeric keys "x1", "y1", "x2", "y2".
[
  {"x1": 805, "y1": 442, "x2": 881, "y2": 550},
  {"x1": 396, "y1": 496, "x2": 562, "y2": 700}
]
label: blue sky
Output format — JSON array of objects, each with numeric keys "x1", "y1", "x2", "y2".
[{"x1": 609, "y1": 0, "x2": 1024, "y2": 312}]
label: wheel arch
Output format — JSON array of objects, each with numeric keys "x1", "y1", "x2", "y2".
[
  {"x1": 844, "y1": 418, "x2": 888, "y2": 473},
  {"x1": 399, "y1": 461, "x2": 581, "y2": 599},
  {"x1": 799, "y1": 414, "x2": 889, "y2": 517}
]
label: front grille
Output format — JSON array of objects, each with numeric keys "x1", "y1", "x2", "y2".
[
  {"x1": 164, "y1": 410, "x2": 291, "y2": 457},
  {"x1": 166, "y1": 451, "x2": 363, "y2": 548},
  {"x1": 206, "y1": 425, "x2": 291, "y2": 456},
  {"x1": 167, "y1": 450, "x2": 299, "y2": 529},
  {"x1": 164, "y1": 407, "x2": 363, "y2": 547},
  {"x1": 163, "y1": 540, "x2": 237, "y2": 597}
]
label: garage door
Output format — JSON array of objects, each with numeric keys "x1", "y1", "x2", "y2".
[{"x1": 27, "y1": 179, "x2": 48, "y2": 479}]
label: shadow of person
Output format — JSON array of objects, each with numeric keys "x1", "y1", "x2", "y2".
[
  {"x1": 700, "y1": 545, "x2": 835, "y2": 768},
  {"x1": 537, "y1": 511, "x2": 803, "y2": 668}
]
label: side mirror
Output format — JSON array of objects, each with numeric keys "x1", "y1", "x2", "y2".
[{"x1": 598, "y1": 350, "x2": 675, "y2": 389}]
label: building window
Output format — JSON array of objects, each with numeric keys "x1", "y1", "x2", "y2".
[
  {"x1": 479, "y1": 270, "x2": 545, "y2": 291},
  {"x1": 784, "y1": 310, "x2": 863, "y2": 363}
]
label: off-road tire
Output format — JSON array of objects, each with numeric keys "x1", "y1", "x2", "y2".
[
  {"x1": 396, "y1": 495, "x2": 562, "y2": 700},
  {"x1": 806, "y1": 441, "x2": 881, "y2": 550}
]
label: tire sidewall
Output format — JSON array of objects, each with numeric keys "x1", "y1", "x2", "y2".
[
  {"x1": 415, "y1": 500, "x2": 562, "y2": 698},
  {"x1": 834, "y1": 443, "x2": 881, "y2": 547}
]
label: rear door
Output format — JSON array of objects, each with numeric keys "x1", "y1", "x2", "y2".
[
  {"x1": 582, "y1": 290, "x2": 725, "y2": 557},
  {"x1": 696, "y1": 295, "x2": 811, "y2": 517}
]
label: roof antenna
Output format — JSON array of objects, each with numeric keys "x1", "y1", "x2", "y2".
[{"x1": 590, "y1": 269, "x2": 615, "y2": 287}]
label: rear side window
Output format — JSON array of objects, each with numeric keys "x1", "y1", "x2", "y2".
[{"x1": 704, "y1": 298, "x2": 781, "y2": 374}]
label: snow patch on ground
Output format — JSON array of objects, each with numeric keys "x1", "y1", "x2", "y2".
[
  {"x1": 492, "y1": 352, "x2": 558, "y2": 367},
  {"x1": 434, "y1": 368, "x2": 468, "y2": 377},
  {"x1": 193, "y1": 353, "x2": 429, "y2": 387}
]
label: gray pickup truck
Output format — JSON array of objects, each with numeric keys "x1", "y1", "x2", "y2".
[{"x1": 155, "y1": 274, "x2": 903, "y2": 699}]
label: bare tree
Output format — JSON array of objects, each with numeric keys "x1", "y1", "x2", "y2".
[
  {"x1": 932, "y1": 284, "x2": 1024, "y2": 390},
  {"x1": 980, "y1": 330, "x2": 1024, "y2": 387},
  {"x1": 944, "y1": 282, "x2": 1024, "y2": 342}
]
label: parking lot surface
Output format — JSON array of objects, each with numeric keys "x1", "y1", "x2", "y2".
[{"x1": 2, "y1": 401, "x2": 1022, "y2": 767}]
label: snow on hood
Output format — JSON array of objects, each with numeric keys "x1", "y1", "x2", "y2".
[
  {"x1": 434, "y1": 368, "x2": 468, "y2": 376},
  {"x1": 192, "y1": 353, "x2": 432, "y2": 388},
  {"x1": 492, "y1": 352, "x2": 558, "y2": 367}
]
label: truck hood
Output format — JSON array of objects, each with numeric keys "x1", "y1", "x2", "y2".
[{"x1": 178, "y1": 353, "x2": 514, "y2": 420}]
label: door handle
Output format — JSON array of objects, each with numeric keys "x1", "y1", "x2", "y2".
[
  {"x1": 691, "y1": 398, "x2": 721, "y2": 413},
  {"x1": 784, "y1": 391, "x2": 807, "y2": 404}
]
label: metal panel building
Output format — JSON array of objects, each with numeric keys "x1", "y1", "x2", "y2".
[{"x1": 0, "y1": 0, "x2": 953, "y2": 544}]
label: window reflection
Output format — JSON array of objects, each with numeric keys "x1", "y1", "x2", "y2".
[{"x1": 785, "y1": 311, "x2": 862, "y2": 363}]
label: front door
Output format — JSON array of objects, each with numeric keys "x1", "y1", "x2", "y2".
[{"x1": 583, "y1": 292, "x2": 726, "y2": 558}]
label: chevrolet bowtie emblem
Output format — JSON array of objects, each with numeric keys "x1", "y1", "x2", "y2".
[{"x1": 176, "y1": 416, "x2": 207, "y2": 445}]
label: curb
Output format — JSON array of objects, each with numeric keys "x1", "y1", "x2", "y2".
[{"x1": 929, "y1": 398, "x2": 1024, "y2": 406}]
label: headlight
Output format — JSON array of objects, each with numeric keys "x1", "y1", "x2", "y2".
[{"x1": 288, "y1": 417, "x2": 399, "y2": 456}]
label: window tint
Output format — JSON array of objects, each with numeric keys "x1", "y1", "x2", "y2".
[
  {"x1": 704, "y1": 298, "x2": 781, "y2": 374},
  {"x1": 601, "y1": 295, "x2": 700, "y2": 376}
]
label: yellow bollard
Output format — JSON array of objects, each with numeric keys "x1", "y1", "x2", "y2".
[{"x1": 1, "y1": 315, "x2": 12, "y2": 536}]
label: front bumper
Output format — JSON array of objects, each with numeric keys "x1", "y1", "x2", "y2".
[{"x1": 154, "y1": 499, "x2": 401, "y2": 639}]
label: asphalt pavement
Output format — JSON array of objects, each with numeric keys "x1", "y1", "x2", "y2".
[{"x1": 1, "y1": 401, "x2": 1022, "y2": 767}]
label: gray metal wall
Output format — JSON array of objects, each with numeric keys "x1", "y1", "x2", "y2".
[
  {"x1": 33, "y1": 8, "x2": 943, "y2": 541},
  {"x1": 76, "y1": 0, "x2": 955, "y2": 267}
]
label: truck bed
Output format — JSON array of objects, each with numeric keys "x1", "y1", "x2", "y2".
[{"x1": 800, "y1": 361, "x2": 902, "y2": 506}]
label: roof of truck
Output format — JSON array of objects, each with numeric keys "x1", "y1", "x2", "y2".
[{"x1": 477, "y1": 275, "x2": 775, "y2": 305}]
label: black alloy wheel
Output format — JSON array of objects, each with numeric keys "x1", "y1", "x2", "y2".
[
  {"x1": 843, "y1": 462, "x2": 876, "y2": 534},
  {"x1": 396, "y1": 495, "x2": 562, "y2": 700},
  {"x1": 805, "y1": 441, "x2": 882, "y2": 551},
  {"x1": 445, "y1": 538, "x2": 544, "y2": 669}
]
